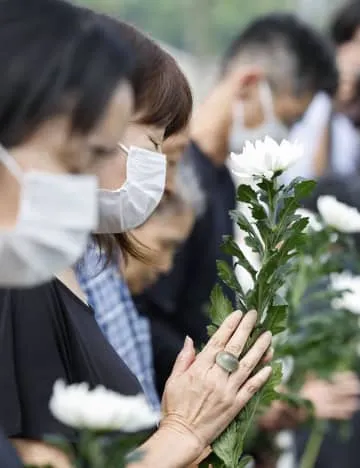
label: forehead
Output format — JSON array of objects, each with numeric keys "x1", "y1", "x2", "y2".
[{"x1": 88, "y1": 81, "x2": 134, "y2": 146}]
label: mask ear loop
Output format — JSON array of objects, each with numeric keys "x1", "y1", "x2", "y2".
[
  {"x1": 0, "y1": 145, "x2": 23, "y2": 182},
  {"x1": 117, "y1": 143, "x2": 129, "y2": 155}
]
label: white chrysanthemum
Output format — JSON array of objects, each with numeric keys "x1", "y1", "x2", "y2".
[
  {"x1": 317, "y1": 196, "x2": 360, "y2": 233},
  {"x1": 229, "y1": 137, "x2": 303, "y2": 181},
  {"x1": 49, "y1": 380, "x2": 159, "y2": 432},
  {"x1": 296, "y1": 208, "x2": 323, "y2": 232},
  {"x1": 330, "y1": 272, "x2": 360, "y2": 315}
]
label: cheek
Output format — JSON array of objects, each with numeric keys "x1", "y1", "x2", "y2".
[
  {"x1": 58, "y1": 134, "x2": 94, "y2": 174},
  {"x1": 96, "y1": 152, "x2": 127, "y2": 190}
]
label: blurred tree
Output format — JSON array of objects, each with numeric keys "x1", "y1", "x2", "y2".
[{"x1": 72, "y1": 0, "x2": 334, "y2": 56}]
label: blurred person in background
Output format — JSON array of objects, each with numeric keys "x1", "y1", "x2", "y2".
[
  {"x1": 331, "y1": 0, "x2": 360, "y2": 125},
  {"x1": 137, "y1": 13, "x2": 338, "y2": 396},
  {"x1": 124, "y1": 194, "x2": 195, "y2": 295},
  {"x1": 291, "y1": 173, "x2": 360, "y2": 468},
  {"x1": 285, "y1": 0, "x2": 360, "y2": 183}
]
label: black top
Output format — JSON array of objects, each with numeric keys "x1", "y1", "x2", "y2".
[
  {"x1": 0, "y1": 279, "x2": 142, "y2": 440},
  {"x1": 135, "y1": 142, "x2": 236, "y2": 393}
]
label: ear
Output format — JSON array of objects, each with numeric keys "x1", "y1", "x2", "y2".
[{"x1": 231, "y1": 65, "x2": 264, "y2": 99}]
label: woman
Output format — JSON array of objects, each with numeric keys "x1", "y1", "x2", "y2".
[
  {"x1": 0, "y1": 0, "x2": 135, "y2": 288},
  {"x1": 0, "y1": 0, "x2": 136, "y2": 466},
  {"x1": 0, "y1": 12, "x2": 273, "y2": 468},
  {"x1": 77, "y1": 18, "x2": 194, "y2": 412}
]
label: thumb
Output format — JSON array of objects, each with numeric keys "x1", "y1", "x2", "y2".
[{"x1": 170, "y1": 336, "x2": 196, "y2": 376}]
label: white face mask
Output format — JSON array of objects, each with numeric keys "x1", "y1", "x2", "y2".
[
  {"x1": 96, "y1": 144, "x2": 166, "y2": 233},
  {"x1": 0, "y1": 146, "x2": 98, "y2": 287},
  {"x1": 229, "y1": 81, "x2": 288, "y2": 153}
]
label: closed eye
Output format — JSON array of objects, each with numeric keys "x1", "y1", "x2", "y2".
[{"x1": 149, "y1": 136, "x2": 161, "y2": 151}]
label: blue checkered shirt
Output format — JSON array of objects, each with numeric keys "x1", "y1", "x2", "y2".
[{"x1": 76, "y1": 242, "x2": 160, "y2": 412}]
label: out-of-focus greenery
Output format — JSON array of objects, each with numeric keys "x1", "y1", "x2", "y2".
[{"x1": 73, "y1": 0, "x2": 294, "y2": 55}]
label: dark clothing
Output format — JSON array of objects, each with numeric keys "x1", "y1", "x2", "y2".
[
  {"x1": 0, "y1": 430, "x2": 22, "y2": 467},
  {"x1": 136, "y1": 141, "x2": 236, "y2": 394},
  {"x1": 0, "y1": 279, "x2": 142, "y2": 440},
  {"x1": 296, "y1": 414, "x2": 360, "y2": 468}
]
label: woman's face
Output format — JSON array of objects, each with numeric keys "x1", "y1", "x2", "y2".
[
  {"x1": 0, "y1": 81, "x2": 133, "y2": 227},
  {"x1": 124, "y1": 209, "x2": 194, "y2": 294},
  {"x1": 9, "y1": 81, "x2": 134, "y2": 177},
  {"x1": 96, "y1": 115, "x2": 166, "y2": 191}
]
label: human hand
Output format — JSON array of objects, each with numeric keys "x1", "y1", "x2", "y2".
[
  {"x1": 258, "y1": 399, "x2": 300, "y2": 431},
  {"x1": 191, "y1": 66, "x2": 262, "y2": 164},
  {"x1": 300, "y1": 372, "x2": 360, "y2": 420},
  {"x1": 161, "y1": 310, "x2": 272, "y2": 457}
]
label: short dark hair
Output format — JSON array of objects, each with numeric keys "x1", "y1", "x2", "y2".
[
  {"x1": 222, "y1": 13, "x2": 338, "y2": 97},
  {"x1": 0, "y1": 0, "x2": 134, "y2": 148},
  {"x1": 97, "y1": 16, "x2": 193, "y2": 139},
  {"x1": 330, "y1": 1, "x2": 360, "y2": 45}
]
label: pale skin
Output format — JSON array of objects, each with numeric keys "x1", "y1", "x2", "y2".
[{"x1": 258, "y1": 373, "x2": 360, "y2": 432}]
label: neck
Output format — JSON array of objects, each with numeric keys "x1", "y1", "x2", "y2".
[{"x1": 0, "y1": 166, "x2": 20, "y2": 228}]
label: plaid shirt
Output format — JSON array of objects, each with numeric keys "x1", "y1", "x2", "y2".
[{"x1": 76, "y1": 243, "x2": 160, "y2": 412}]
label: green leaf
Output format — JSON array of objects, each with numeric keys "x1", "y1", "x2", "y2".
[
  {"x1": 217, "y1": 260, "x2": 244, "y2": 296},
  {"x1": 294, "y1": 179, "x2": 316, "y2": 200},
  {"x1": 237, "y1": 185, "x2": 258, "y2": 204},
  {"x1": 262, "y1": 303, "x2": 288, "y2": 336},
  {"x1": 209, "y1": 284, "x2": 234, "y2": 326},
  {"x1": 238, "y1": 455, "x2": 254, "y2": 468},
  {"x1": 230, "y1": 210, "x2": 265, "y2": 257},
  {"x1": 222, "y1": 236, "x2": 257, "y2": 280}
]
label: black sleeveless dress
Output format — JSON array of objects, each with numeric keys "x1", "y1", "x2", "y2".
[{"x1": 0, "y1": 279, "x2": 143, "y2": 440}]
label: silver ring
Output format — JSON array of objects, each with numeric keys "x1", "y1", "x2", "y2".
[{"x1": 215, "y1": 351, "x2": 239, "y2": 373}]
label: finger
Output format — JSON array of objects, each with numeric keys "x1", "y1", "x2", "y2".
[
  {"x1": 235, "y1": 366, "x2": 272, "y2": 411},
  {"x1": 223, "y1": 310, "x2": 258, "y2": 358},
  {"x1": 326, "y1": 400, "x2": 360, "y2": 420},
  {"x1": 230, "y1": 331, "x2": 272, "y2": 389},
  {"x1": 170, "y1": 336, "x2": 196, "y2": 377},
  {"x1": 196, "y1": 311, "x2": 243, "y2": 367},
  {"x1": 262, "y1": 346, "x2": 274, "y2": 364}
]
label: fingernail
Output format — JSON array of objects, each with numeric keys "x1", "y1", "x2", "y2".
[
  {"x1": 247, "y1": 309, "x2": 258, "y2": 319},
  {"x1": 184, "y1": 335, "x2": 193, "y2": 350},
  {"x1": 264, "y1": 331, "x2": 273, "y2": 340},
  {"x1": 262, "y1": 366, "x2": 273, "y2": 377}
]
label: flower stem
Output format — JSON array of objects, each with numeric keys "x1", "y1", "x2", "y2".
[{"x1": 299, "y1": 420, "x2": 326, "y2": 468}]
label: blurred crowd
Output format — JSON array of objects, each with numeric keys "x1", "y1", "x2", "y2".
[{"x1": 2, "y1": 0, "x2": 360, "y2": 467}]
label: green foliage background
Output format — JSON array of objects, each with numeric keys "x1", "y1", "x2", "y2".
[{"x1": 71, "y1": 0, "x2": 335, "y2": 57}]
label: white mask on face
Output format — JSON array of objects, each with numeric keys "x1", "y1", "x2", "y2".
[
  {"x1": 0, "y1": 146, "x2": 98, "y2": 287},
  {"x1": 96, "y1": 144, "x2": 166, "y2": 233},
  {"x1": 229, "y1": 81, "x2": 289, "y2": 153}
]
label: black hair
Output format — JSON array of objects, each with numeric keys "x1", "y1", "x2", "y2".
[
  {"x1": 331, "y1": 1, "x2": 360, "y2": 45},
  {"x1": 0, "y1": 0, "x2": 135, "y2": 148},
  {"x1": 222, "y1": 13, "x2": 338, "y2": 97}
]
